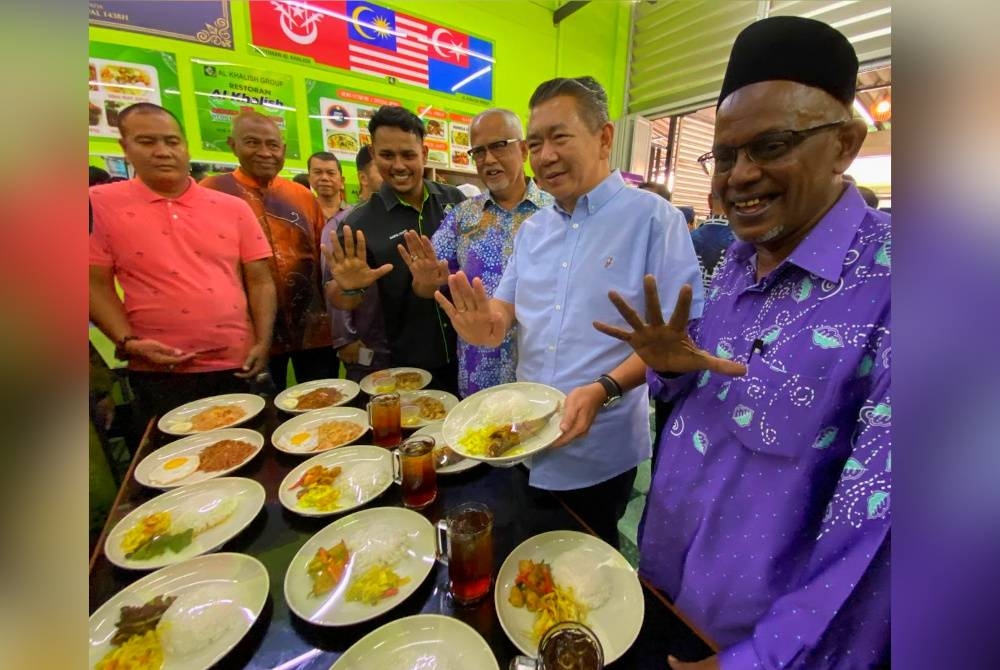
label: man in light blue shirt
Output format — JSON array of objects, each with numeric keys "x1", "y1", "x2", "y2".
[{"x1": 435, "y1": 77, "x2": 703, "y2": 547}]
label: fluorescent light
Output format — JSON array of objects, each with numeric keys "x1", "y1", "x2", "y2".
[
  {"x1": 853, "y1": 98, "x2": 875, "y2": 127},
  {"x1": 449, "y1": 65, "x2": 492, "y2": 93}
]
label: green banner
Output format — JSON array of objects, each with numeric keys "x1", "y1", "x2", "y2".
[
  {"x1": 89, "y1": 42, "x2": 181, "y2": 140},
  {"x1": 191, "y1": 60, "x2": 299, "y2": 159}
]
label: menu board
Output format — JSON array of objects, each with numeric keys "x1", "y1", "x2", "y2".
[
  {"x1": 191, "y1": 60, "x2": 299, "y2": 158},
  {"x1": 448, "y1": 113, "x2": 473, "y2": 172},
  {"x1": 89, "y1": 42, "x2": 181, "y2": 139},
  {"x1": 307, "y1": 80, "x2": 400, "y2": 162},
  {"x1": 419, "y1": 105, "x2": 450, "y2": 168}
]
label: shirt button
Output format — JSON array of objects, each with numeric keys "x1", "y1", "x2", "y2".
[
  {"x1": 555, "y1": 305, "x2": 561, "y2": 310},
  {"x1": 548, "y1": 345, "x2": 555, "y2": 351},
  {"x1": 172, "y1": 214, "x2": 178, "y2": 219},
  {"x1": 561, "y1": 262, "x2": 568, "y2": 268},
  {"x1": 572, "y1": 224, "x2": 579, "y2": 229}
]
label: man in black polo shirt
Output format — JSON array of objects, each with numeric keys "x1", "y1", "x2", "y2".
[{"x1": 324, "y1": 106, "x2": 465, "y2": 394}]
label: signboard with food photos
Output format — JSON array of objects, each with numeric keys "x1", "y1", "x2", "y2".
[
  {"x1": 89, "y1": 42, "x2": 182, "y2": 140},
  {"x1": 191, "y1": 60, "x2": 300, "y2": 159},
  {"x1": 418, "y1": 105, "x2": 450, "y2": 169},
  {"x1": 448, "y1": 112, "x2": 473, "y2": 172},
  {"x1": 306, "y1": 80, "x2": 401, "y2": 163}
]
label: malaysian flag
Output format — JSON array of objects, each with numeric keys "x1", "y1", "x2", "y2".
[{"x1": 346, "y1": 1, "x2": 428, "y2": 87}]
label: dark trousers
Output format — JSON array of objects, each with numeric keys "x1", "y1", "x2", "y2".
[
  {"x1": 513, "y1": 464, "x2": 638, "y2": 550},
  {"x1": 128, "y1": 369, "x2": 252, "y2": 424},
  {"x1": 269, "y1": 346, "x2": 339, "y2": 390}
]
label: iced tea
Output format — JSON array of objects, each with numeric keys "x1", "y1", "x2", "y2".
[
  {"x1": 437, "y1": 502, "x2": 494, "y2": 605},
  {"x1": 368, "y1": 392, "x2": 401, "y2": 447},
  {"x1": 393, "y1": 436, "x2": 437, "y2": 509}
]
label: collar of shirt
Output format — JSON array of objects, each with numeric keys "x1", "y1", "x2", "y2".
[
  {"x1": 730, "y1": 185, "x2": 866, "y2": 284},
  {"x1": 483, "y1": 178, "x2": 549, "y2": 213},
  {"x1": 378, "y1": 181, "x2": 436, "y2": 212},
  {"x1": 232, "y1": 167, "x2": 274, "y2": 191},
  {"x1": 130, "y1": 176, "x2": 197, "y2": 204},
  {"x1": 552, "y1": 169, "x2": 626, "y2": 221}
]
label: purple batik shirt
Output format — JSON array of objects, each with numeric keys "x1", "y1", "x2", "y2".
[{"x1": 641, "y1": 186, "x2": 891, "y2": 669}]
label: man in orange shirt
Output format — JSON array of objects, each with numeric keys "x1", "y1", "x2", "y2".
[
  {"x1": 89, "y1": 103, "x2": 276, "y2": 419},
  {"x1": 201, "y1": 111, "x2": 335, "y2": 389}
]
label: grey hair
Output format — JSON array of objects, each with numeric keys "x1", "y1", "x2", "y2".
[
  {"x1": 471, "y1": 108, "x2": 524, "y2": 139},
  {"x1": 528, "y1": 76, "x2": 609, "y2": 131}
]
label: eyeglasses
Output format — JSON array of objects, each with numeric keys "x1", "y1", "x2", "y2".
[
  {"x1": 697, "y1": 120, "x2": 848, "y2": 176},
  {"x1": 467, "y1": 138, "x2": 521, "y2": 163}
]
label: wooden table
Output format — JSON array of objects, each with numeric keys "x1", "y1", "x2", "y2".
[{"x1": 90, "y1": 402, "x2": 716, "y2": 669}]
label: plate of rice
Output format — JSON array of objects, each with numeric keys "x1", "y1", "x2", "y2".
[
  {"x1": 89, "y1": 552, "x2": 269, "y2": 670},
  {"x1": 330, "y1": 614, "x2": 499, "y2": 670},
  {"x1": 441, "y1": 382, "x2": 565, "y2": 466},
  {"x1": 275, "y1": 378, "x2": 361, "y2": 413},
  {"x1": 284, "y1": 506, "x2": 437, "y2": 626},
  {"x1": 104, "y1": 477, "x2": 265, "y2": 570},
  {"x1": 412, "y1": 425, "x2": 481, "y2": 475},
  {"x1": 134, "y1": 428, "x2": 264, "y2": 489},
  {"x1": 278, "y1": 445, "x2": 393, "y2": 517},
  {"x1": 494, "y1": 530, "x2": 644, "y2": 664},
  {"x1": 158, "y1": 393, "x2": 265, "y2": 436},
  {"x1": 272, "y1": 407, "x2": 369, "y2": 455}
]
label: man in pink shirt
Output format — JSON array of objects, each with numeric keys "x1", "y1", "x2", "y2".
[{"x1": 89, "y1": 103, "x2": 277, "y2": 419}]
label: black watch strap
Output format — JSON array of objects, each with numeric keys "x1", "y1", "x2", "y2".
[{"x1": 595, "y1": 374, "x2": 622, "y2": 406}]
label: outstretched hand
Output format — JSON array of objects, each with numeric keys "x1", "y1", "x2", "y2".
[
  {"x1": 397, "y1": 230, "x2": 449, "y2": 292},
  {"x1": 593, "y1": 277, "x2": 746, "y2": 377},
  {"x1": 322, "y1": 224, "x2": 393, "y2": 291},
  {"x1": 433, "y1": 271, "x2": 504, "y2": 346}
]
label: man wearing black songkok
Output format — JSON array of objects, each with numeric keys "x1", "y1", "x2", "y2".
[{"x1": 594, "y1": 16, "x2": 890, "y2": 670}]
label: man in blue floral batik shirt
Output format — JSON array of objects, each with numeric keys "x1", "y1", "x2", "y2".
[
  {"x1": 594, "y1": 16, "x2": 891, "y2": 670},
  {"x1": 399, "y1": 108, "x2": 552, "y2": 398}
]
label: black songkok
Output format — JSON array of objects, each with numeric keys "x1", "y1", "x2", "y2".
[{"x1": 718, "y1": 16, "x2": 859, "y2": 108}]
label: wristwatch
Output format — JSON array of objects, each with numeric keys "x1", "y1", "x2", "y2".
[
  {"x1": 114, "y1": 334, "x2": 140, "y2": 360},
  {"x1": 594, "y1": 374, "x2": 622, "y2": 408}
]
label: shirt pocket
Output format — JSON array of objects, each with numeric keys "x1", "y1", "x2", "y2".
[{"x1": 720, "y1": 359, "x2": 837, "y2": 460}]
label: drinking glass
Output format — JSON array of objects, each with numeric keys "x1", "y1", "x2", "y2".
[
  {"x1": 367, "y1": 392, "x2": 401, "y2": 448},
  {"x1": 508, "y1": 622, "x2": 604, "y2": 670},
  {"x1": 392, "y1": 436, "x2": 437, "y2": 509},
  {"x1": 435, "y1": 502, "x2": 494, "y2": 605}
]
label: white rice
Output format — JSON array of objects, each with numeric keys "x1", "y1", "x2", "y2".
[
  {"x1": 551, "y1": 546, "x2": 612, "y2": 610},
  {"x1": 346, "y1": 522, "x2": 408, "y2": 573},
  {"x1": 344, "y1": 461, "x2": 389, "y2": 500},
  {"x1": 173, "y1": 496, "x2": 237, "y2": 535},
  {"x1": 158, "y1": 584, "x2": 239, "y2": 656},
  {"x1": 479, "y1": 389, "x2": 533, "y2": 426}
]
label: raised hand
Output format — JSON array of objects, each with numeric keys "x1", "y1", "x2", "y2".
[
  {"x1": 322, "y1": 224, "x2": 393, "y2": 291},
  {"x1": 433, "y1": 271, "x2": 504, "y2": 346},
  {"x1": 593, "y1": 276, "x2": 746, "y2": 377},
  {"x1": 397, "y1": 230, "x2": 448, "y2": 295}
]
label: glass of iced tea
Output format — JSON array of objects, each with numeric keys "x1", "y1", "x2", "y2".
[
  {"x1": 508, "y1": 621, "x2": 604, "y2": 670},
  {"x1": 392, "y1": 436, "x2": 437, "y2": 509},
  {"x1": 367, "y1": 392, "x2": 401, "y2": 448},
  {"x1": 436, "y1": 502, "x2": 494, "y2": 605}
]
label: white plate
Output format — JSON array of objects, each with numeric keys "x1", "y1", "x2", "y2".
[
  {"x1": 89, "y1": 553, "x2": 269, "y2": 670},
  {"x1": 494, "y1": 530, "x2": 644, "y2": 664},
  {"x1": 330, "y1": 614, "x2": 499, "y2": 670},
  {"x1": 400, "y1": 389, "x2": 460, "y2": 428},
  {"x1": 272, "y1": 407, "x2": 369, "y2": 455},
  {"x1": 412, "y1": 424, "x2": 481, "y2": 475},
  {"x1": 104, "y1": 477, "x2": 265, "y2": 570},
  {"x1": 441, "y1": 382, "x2": 565, "y2": 465},
  {"x1": 275, "y1": 378, "x2": 361, "y2": 413},
  {"x1": 134, "y1": 429, "x2": 264, "y2": 489},
  {"x1": 278, "y1": 445, "x2": 393, "y2": 517},
  {"x1": 284, "y1": 507, "x2": 436, "y2": 627},
  {"x1": 158, "y1": 393, "x2": 265, "y2": 436},
  {"x1": 359, "y1": 367, "x2": 431, "y2": 395}
]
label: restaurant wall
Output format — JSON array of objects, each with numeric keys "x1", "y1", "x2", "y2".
[{"x1": 88, "y1": 0, "x2": 631, "y2": 186}]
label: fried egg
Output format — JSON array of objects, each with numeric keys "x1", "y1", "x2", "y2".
[
  {"x1": 277, "y1": 397, "x2": 300, "y2": 410},
  {"x1": 149, "y1": 455, "x2": 200, "y2": 486},
  {"x1": 168, "y1": 421, "x2": 194, "y2": 433},
  {"x1": 282, "y1": 430, "x2": 318, "y2": 452}
]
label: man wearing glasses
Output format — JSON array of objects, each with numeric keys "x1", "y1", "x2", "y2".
[
  {"x1": 594, "y1": 17, "x2": 891, "y2": 669},
  {"x1": 434, "y1": 77, "x2": 702, "y2": 548},
  {"x1": 397, "y1": 109, "x2": 553, "y2": 398}
]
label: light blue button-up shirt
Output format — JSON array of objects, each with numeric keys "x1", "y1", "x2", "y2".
[{"x1": 494, "y1": 170, "x2": 704, "y2": 489}]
